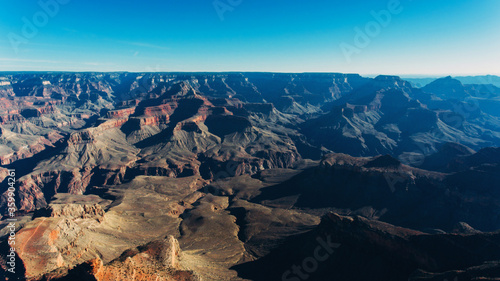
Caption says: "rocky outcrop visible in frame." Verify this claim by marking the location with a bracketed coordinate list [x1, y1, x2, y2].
[137, 115, 170, 127]
[67, 130, 95, 145]
[106, 107, 135, 119]
[67, 118, 128, 145]
[142, 103, 176, 116]
[44, 203, 105, 221]
[40, 236, 200, 281]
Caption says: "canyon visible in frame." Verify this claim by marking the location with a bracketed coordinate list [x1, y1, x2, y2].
[0, 72, 500, 280]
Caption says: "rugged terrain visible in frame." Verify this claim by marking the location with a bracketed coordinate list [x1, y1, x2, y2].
[1, 72, 500, 280]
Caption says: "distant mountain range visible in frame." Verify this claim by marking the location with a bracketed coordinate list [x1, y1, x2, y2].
[404, 75, 500, 88]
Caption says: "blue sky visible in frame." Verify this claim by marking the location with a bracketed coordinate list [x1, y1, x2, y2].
[0, 0, 499, 75]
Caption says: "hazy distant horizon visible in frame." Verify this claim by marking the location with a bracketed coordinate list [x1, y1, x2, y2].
[1, 70, 499, 79]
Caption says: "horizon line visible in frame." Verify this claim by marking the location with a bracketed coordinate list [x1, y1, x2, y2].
[0, 70, 499, 78]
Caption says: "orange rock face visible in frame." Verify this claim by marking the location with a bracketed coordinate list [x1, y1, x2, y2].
[15, 218, 54, 278]
[89, 237, 196, 281]
[143, 103, 176, 116]
[35, 236, 200, 281]
[107, 107, 136, 119]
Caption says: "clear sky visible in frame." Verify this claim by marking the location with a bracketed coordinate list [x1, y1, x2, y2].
[0, 0, 499, 75]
